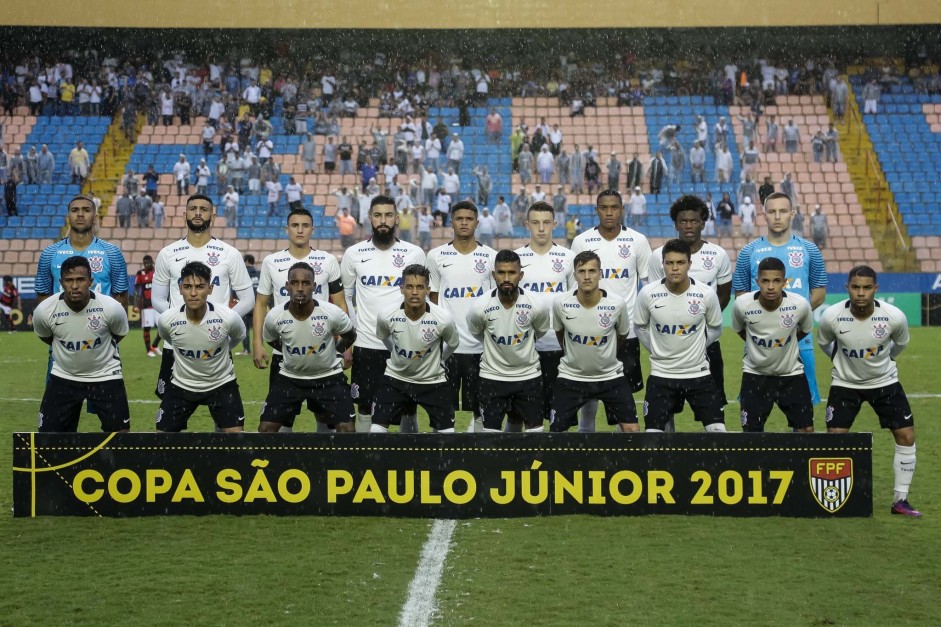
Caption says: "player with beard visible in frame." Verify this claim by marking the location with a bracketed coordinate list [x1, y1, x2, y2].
[467, 249, 551, 432]
[648, 195, 732, 431]
[341, 195, 425, 432]
[151, 194, 254, 400]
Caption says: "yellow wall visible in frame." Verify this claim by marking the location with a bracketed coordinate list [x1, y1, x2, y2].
[2, 0, 938, 28]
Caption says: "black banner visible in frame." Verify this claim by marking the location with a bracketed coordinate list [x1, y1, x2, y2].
[12, 432, 872, 518]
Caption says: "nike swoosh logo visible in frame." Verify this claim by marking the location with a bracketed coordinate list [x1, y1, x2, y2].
[175, 257, 187, 262]
[487, 318, 498, 322]
[839, 330, 851, 334]
[900, 461, 915, 465]
[903, 414, 912, 421]
[442, 264, 453, 268]
[521, 264, 530, 268]
[360, 259, 372, 263]
[123, 418, 130, 424]
[654, 305, 665, 309]
[277, 268, 290, 273]
[54, 321, 67, 326]
[565, 315, 576, 320]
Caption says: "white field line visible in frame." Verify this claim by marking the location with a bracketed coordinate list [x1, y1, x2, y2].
[398, 519, 457, 627]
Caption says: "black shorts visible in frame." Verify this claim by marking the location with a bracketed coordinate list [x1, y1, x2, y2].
[156, 379, 245, 432]
[39, 375, 130, 433]
[643, 375, 724, 431]
[260, 372, 355, 428]
[619, 337, 644, 392]
[446, 352, 482, 415]
[352, 346, 389, 412]
[480, 376, 543, 430]
[373, 376, 454, 431]
[155, 349, 175, 398]
[538, 350, 563, 420]
[826, 383, 914, 431]
[670, 341, 727, 413]
[739, 372, 813, 432]
[549, 376, 637, 432]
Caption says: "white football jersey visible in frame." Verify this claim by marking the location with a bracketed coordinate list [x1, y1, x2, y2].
[648, 241, 732, 289]
[817, 299, 909, 389]
[153, 237, 252, 311]
[635, 279, 722, 379]
[515, 243, 574, 352]
[377, 302, 459, 384]
[427, 242, 498, 354]
[341, 239, 426, 350]
[571, 226, 651, 334]
[263, 300, 352, 380]
[258, 248, 342, 306]
[552, 289, 631, 382]
[33, 291, 128, 382]
[157, 302, 245, 392]
[731, 291, 813, 376]
[467, 288, 551, 381]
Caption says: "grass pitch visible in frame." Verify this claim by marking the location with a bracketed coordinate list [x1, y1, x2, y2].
[0, 328, 938, 625]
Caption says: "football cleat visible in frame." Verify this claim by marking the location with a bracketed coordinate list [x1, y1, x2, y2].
[891, 500, 922, 518]
[147, 350, 158, 358]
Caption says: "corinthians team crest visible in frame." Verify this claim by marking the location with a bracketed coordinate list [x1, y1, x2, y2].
[809, 458, 854, 513]
[598, 311, 612, 329]
[87, 256, 104, 273]
[872, 323, 888, 339]
[618, 244, 631, 259]
[87, 315, 103, 330]
[206, 252, 221, 267]
[422, 326, 437, 342]
[207, 325, 223, 341]
[312, 321, 326, 336]
[700, 256, 715, 271]
[788, 251, 804, 268]
[780, 313, 795, 328]
[516, 309, 530, 326]
[551, 258, 565, 273]
[474, 258, 488, 274]
[688, 299, 702, 315]
[392, 253, 405, 268]
[311, 261, 322, 274]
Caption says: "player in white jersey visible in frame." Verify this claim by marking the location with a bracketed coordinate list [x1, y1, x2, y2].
[427, 200, 498, 428]
[571, 190, 651, 431]
[468, 249, 551, 432]
[634, 239, 726, 432]
[259, 263, 358, 432]
[731, 257, 814, 432]
[818, 265, 922, 517]
[33, 256, 130, 432]
[372, 264, 460, 432]
[155, 262, 246, 433]
[514, 201, 574, 428]
[649, 196, 733, 430]
[549, 251, 639, 433]
[151, 194, 254, 399]
[253, 208, 349, 432]
[341, 195, 426, 432]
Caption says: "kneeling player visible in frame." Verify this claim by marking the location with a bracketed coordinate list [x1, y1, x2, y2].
[634, 239, 726, 432]
[259, 263, 357, 432]
[156, 262, 246, 433]
[731, 257, 814, 432]
[33, 256, 131, 432]
[549, 251, 639, 433]
[372, 264, 460, 433]
[818, 265, 921, 517]
[468, 249, 551, 432]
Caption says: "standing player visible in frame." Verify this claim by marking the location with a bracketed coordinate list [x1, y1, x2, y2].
[467, 249, 551, 432]
[155, 262, 246, 433]
[259, 263, 358, 433]
[549, 251, 639, 433]
[252, 208, 349, 432]
[514, 202, 574, 430]
[427, 200, 498, 430]
[341, 195, 426, 432]
[648, 195, 732, 431]
[151, 194, 254, 399]
[135, 254, 162, 356]
[33, 256, 130, 432]
[0, 275, 20, 331]
[818, 265, 922, 517]
[634, 239, 726, 432]
[731, 257, 815, 432]
[372, 264, 460, 433]
[35, 195, 129, 309]
[571, 190, 651, 431]
[733, 191, 827, 403]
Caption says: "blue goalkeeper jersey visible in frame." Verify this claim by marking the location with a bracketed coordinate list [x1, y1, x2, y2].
[35, 236, 129, 297]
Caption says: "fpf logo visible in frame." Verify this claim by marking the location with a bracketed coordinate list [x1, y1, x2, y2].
[809, 458, 853, 513]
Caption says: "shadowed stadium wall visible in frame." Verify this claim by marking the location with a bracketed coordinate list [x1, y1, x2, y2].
[2, 0, 939, 28]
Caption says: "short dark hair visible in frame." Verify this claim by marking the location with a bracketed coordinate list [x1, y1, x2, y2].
[669, 195, 709, 222]
[451, 200, 479, 217]
[596, 189, 623, 206]
[60, 256, 91, 277]
[243, 254, 255, 265]
[402, 263, 430, 284]
[180, 261, 212, 283]
[2, 275, 13, 283]
[757, 257, 786, 275]
[369, 194, 396, 211]
[526, 201, 555, 219]
[186, 193, 215, 208]
[848, 265, 878, 282]
[142, 255, 153, 263]
[67, 194, 96, 210]
[573, 250, 600, 269]
[763, 192, 792, 208]
[288, 262, 315, 279]
[494, 249, 521, 266]
[662, 238, 691, 260]
[288, 208, 313, 224]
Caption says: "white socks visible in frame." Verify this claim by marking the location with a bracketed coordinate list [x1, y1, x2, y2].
[369, 424, 389, 433]
[578, 400, 598, 432]
[704, 423, 727, 433]
[525, 425, 545, 433]
[355, 412, 372, 433]
[280, 425, 295, 433]
[893, 443, 916, 503]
